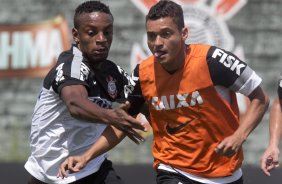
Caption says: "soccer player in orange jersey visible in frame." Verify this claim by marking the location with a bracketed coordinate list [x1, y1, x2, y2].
[125, 1, 269, 183]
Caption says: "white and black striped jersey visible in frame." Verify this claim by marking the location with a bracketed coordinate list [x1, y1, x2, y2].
[25, 45, 130, 183]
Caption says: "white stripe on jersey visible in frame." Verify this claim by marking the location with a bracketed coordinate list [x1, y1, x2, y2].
[238, 71, 262, 96]
[71, 55, 83, 79]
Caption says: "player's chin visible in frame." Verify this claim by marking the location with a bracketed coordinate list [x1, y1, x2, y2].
[92, 54, 108, 62]
[154, 56, 167, 65]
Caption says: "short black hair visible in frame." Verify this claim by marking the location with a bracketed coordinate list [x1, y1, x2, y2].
[146, 0, 184, 30]
[74, 1, 113, 29]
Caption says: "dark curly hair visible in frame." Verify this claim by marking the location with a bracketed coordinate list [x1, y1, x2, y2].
[146, 0, 184, 30]
[74, 1, 113, 29]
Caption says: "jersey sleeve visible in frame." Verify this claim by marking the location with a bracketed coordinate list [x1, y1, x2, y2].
[123, 64, 145, 115]
[206, 46, 262, 96]
[278, 71, 282, 99]
[52, 53, 90, 94]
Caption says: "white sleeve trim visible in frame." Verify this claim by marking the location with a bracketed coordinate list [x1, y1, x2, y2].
[238, 71, 262, 96]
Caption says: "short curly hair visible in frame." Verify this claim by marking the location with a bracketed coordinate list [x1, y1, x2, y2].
[146, 0, 184, 30]
[74, 1, 113, 29]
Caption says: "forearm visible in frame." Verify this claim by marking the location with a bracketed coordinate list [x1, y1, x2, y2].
[235, 88, 269, 140]
[268, 97, 282, 146]
[66, 96, 112, 124]
[83, 125, 126, 163]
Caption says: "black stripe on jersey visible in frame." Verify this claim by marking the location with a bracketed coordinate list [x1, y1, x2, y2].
[126, 64, 145, 116]
[207, 46, 247, 88]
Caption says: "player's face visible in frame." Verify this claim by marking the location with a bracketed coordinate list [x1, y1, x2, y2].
[73, 12, 113, 63]
[146, 17, 188, 72]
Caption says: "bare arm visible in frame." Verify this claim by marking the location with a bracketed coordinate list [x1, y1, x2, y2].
[57, 125, 126, 178]
[61, 85, 144, 128]
[61, 85, 146, 132]
[260, 96, 282, 176]
[216, 86, 269, 156]
[234, 86, 269, 141]
[268, 97, 282, 150]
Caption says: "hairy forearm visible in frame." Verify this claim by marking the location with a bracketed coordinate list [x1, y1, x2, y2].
[67, 96, 112, 124]
[235, 88, 269, 140]
[269, 97, 282, 146]
[61, 85, 146, 134]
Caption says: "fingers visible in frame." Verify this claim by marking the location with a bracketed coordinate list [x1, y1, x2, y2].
[123, 128, 145, 144]
[262, 156, 279, 176]
[264, 157, 274, 176]
[271, 154, 280, 168]
[113, 106, 147, 132]
[57, 159, 70, 179]
[126, 133, 141, 144]
[260, 147, 280, 176]
[119, 101, 131, 111]
[57, 157, 85, 179]
[215, 141, 239, 157]
[126, 115, 147, 131]
[72, 162, 84, 172]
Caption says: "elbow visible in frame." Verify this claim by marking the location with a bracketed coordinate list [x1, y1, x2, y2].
[257, 93, 270, 115]
[262, 93, 270, 113]
[265, 95, 270, 111]
[249, 86, 270, 113]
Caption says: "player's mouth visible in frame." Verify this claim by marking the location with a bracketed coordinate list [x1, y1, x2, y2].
[94, 48, 108, 55]
[154, 50, 167, 59]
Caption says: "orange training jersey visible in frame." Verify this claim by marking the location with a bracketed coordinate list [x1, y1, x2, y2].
[126, 44, 262, 178]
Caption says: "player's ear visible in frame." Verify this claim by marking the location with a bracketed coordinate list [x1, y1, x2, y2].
[72, 28, 79, 44]
[182, 27, 188, 41]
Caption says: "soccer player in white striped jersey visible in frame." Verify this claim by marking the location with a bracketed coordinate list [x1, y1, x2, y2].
[24, 1, 145, 184]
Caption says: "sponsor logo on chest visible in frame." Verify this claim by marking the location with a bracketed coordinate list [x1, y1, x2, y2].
[151, 91, 203, 110]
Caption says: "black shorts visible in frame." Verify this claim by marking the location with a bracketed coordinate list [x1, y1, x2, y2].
[156, 169, 244, 184]
[28, 159, 124, 184]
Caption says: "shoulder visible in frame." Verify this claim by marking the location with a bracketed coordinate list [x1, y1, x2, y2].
[101, 59, 119, 69]
[189, 44, 212, 57]
[139, 55, 155, 69]
[101, 60, 129, 76]
[55, 45, 86, 69]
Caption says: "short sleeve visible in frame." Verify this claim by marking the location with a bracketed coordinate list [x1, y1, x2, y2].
[124, 64, 145, 115]
[52, 53, 90, 94]
[207, 46, 262, 96]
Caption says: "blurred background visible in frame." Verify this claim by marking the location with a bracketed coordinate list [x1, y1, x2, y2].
[0, 0, 281, 183]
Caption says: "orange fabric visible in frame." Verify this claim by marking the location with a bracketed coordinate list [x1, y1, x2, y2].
[139, 44, 243, 178]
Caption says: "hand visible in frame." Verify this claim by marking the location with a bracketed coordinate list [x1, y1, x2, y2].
[260, 145, 280, 176]
[57, 155, 87, 179]
[215, 133, 244, 157]
[108, 102, 147, 144]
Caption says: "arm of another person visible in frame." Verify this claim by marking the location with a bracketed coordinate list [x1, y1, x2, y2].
[61, 84, 146, 134]
[57, 125, 126, 179]
[260, 96, 282, 176]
